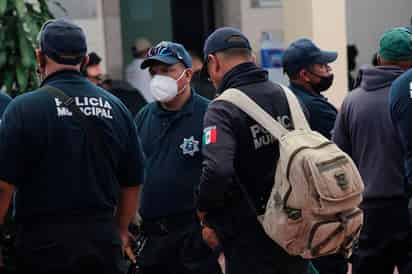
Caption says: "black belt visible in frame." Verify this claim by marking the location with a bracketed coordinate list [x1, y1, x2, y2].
[141, 213, 195, 235]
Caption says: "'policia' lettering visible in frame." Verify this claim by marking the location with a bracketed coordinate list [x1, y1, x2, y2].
[54, 97, 113, 119]
[250, 115, 293, 150]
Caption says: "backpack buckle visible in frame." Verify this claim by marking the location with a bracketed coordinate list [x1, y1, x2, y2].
[335, 172, 348, 190]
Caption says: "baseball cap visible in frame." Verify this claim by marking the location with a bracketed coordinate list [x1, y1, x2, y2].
[38, 18, 87, 65]
[203, 27, 251, 60]
[282, 38, 337, 76]
[140, 41, 192, 69]
[379, 27, 412, 61]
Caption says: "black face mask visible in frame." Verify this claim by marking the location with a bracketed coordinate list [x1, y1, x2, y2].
[308, 71, 334, 93]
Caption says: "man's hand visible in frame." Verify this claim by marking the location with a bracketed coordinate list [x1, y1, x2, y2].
[201, 226, 220, 250]
[120, 229, 136, 264]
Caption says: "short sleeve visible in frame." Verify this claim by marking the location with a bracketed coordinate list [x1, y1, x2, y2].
[117, 111, 145, 187]
[0, 101, 26, 185]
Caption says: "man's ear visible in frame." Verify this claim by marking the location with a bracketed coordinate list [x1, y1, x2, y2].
[80, 56, 90, 75]
[82, 55, 90, 68]
[299, 69, 311, 82]
[251, 52, 257, 65]
[36, 49, 46, 68]
[185, 68, 194, 81]
[208, 54, 220, 74]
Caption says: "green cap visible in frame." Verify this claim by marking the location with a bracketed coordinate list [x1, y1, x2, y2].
[379, 27, 412, 61]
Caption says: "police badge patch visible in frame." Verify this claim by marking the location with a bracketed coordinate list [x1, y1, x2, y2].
[180, 136, 199, 156]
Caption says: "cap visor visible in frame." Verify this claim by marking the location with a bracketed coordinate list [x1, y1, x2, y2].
[140, 56, 179, 69]
[315, 51, 338, 64]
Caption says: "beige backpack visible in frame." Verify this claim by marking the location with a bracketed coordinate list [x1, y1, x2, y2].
[216, 85, 364, 259]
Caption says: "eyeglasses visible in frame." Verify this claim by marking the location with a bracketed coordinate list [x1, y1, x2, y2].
[146, 42, 184, 61]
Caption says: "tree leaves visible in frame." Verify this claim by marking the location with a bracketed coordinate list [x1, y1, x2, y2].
[0, 0, 7, 16]
[15, 0, 26, 18]
[18, 25, 35, 68]
[0, 0, 53, 96]
[15, 63, 28, 91]
[0, 51, 6, 68]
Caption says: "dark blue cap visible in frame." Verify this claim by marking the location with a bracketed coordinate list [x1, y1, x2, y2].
[140, 41, 192, 69]
[282, 38, 337, 76]
[203, 27, 251, 60]
[38, 18, 87, 65]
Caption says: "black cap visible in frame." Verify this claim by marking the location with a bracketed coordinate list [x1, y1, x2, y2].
[38, 18, 87, 65]
[140, 41, 192, 69]
[282, 38, 337, 76]
[203, 27, 251, 60]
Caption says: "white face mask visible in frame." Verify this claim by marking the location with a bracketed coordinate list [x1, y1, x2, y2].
[149, 70, 187, 102]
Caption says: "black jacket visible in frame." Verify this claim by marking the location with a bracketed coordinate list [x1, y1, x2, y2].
[197, 62, 292, 214]
[196, 62, 307, 274]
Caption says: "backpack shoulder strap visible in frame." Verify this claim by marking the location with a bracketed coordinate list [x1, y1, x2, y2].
[214, 88, 289, 139]
[278, 84, 310, 131]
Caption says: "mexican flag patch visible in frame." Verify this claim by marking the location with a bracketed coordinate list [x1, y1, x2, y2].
[203, 126, 217, 145]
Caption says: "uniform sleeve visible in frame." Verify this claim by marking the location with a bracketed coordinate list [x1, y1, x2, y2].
[117, 111, 145, 187]
[0, 101, 25, 185]
[389, 79, 412, 195]
[196, 102, 237, 211]
[307, 99, 337, 139]
[332, 99, 352, 156]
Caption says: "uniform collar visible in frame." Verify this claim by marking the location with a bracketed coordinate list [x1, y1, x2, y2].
[152, 89, 196, 118]
[40, 69, 83, 87]
[289, 82, 325, 99]
[217, 62, 267, 94]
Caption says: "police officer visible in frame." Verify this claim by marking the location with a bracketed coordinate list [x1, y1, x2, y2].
[0, 91, 12, 271]
[134, 41, 220, 274]
[282, 38, 338, 140]
[196, 27, 308, 274]
[0, 19, 144, 274]
[282, 39, 345, 274]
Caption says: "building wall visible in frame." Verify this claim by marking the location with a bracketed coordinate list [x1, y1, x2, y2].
[49, 0, 107, 74]
[120, 0, 173, 67]
[346, 0, 412, 69]
[240, 0, 284, 53]
[214, 0, 242, 29]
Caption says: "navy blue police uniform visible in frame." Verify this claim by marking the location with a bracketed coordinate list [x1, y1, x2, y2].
[391, 68, 412, 196]
[283, 38, 338, 140]
[0, 19, 144, 274]
[288, 84, 337, 139]
[134, 42, 220, 274]
[196, 27, 309, 274]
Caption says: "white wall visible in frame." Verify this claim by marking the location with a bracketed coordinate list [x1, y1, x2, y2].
[240, 0, 284, 53]
[346, 0, 412, 69]
[283, 0, 348, 107]
[49, 0, 107, 73]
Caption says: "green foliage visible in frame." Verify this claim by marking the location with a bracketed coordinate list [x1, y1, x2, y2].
[0, 0, 56, 97]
